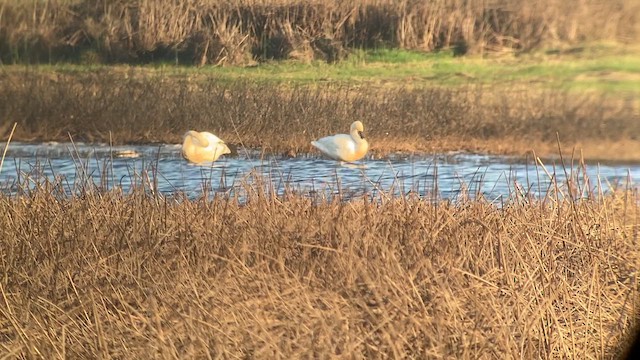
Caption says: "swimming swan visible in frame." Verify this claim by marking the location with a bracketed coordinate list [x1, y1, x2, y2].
[182, 130, 231, 164]
[311, 121, 369, 163]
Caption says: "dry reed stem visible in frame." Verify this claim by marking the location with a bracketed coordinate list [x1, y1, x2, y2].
[0, 122, 17, 176]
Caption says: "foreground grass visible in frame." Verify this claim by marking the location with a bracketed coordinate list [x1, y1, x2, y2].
[0, 175, 638, 357]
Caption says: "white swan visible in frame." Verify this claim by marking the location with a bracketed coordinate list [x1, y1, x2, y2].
[311, 121, 369, 163]
[182, 130, 231, 164]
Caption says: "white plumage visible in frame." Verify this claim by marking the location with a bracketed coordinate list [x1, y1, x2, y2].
[311, 121, 369, 163]
[182, 130, 231, 164]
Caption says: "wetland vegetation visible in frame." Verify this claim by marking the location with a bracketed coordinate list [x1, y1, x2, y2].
[1, 64, 639, 161]
[1, 0, 638, 65]
[0, 166, 638, 358]
[1, 0, 640, 358]
[1, 0, 639, 160]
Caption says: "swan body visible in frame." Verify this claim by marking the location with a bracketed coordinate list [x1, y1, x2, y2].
[182, 130, 231, 164]
[311, 121, 369, 163]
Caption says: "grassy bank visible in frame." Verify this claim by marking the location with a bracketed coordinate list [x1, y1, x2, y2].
[0, 170, 638, 358]
[23, 43, 640, 93]
[1, 54, 639, 161]
[1, 0, 638, 66]
[161, 44, 640, 94]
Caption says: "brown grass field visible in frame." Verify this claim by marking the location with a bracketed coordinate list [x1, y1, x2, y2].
[0, 164, 639, 358]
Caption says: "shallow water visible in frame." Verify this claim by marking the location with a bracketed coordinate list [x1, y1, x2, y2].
[0, 142, 638, 201]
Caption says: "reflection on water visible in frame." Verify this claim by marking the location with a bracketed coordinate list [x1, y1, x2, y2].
[0, 142, 637, 201]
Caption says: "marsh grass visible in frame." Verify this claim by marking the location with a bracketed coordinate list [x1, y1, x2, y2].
[1, 0, 639, 65]
[0, 145, 639, 358]
[1, 68, 639, 159]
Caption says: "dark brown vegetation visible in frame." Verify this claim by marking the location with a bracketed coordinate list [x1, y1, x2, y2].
[1, 68, 639, 159]
[0, 165, 639, 357]
[1, 0, 638, 65]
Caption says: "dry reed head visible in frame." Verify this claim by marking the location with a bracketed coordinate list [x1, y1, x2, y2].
[0, 159, 639, 357]
[1, 0, 639, 64]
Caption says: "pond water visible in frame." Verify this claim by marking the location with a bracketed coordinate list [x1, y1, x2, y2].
[0, 142, 638, 202]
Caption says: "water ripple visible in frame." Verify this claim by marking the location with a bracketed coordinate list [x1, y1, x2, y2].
[0, 142, 637, 201]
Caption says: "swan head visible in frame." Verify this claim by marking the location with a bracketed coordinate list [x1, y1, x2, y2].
[350, 121, 365, 140]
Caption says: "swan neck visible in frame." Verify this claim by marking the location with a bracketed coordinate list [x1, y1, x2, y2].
[351, 129, 366, 144]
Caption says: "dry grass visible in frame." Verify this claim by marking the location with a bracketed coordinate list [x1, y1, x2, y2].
[0, 160, 639, 358]
[0, 0, 638, 65]
[1, 68, 639, 160]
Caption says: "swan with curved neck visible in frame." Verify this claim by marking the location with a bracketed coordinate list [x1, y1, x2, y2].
[311, 121, 369, 163]
[182, 130, 231, 164]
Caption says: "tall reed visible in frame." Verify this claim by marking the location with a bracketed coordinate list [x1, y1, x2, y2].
[1, 0, 638, 64]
